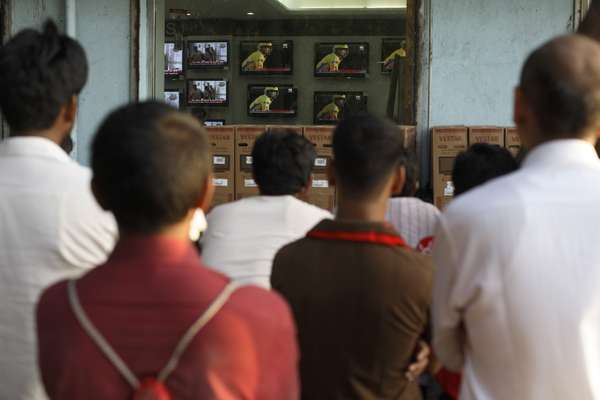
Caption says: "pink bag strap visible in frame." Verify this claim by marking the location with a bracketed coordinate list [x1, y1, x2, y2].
[67, 279, 241, 388]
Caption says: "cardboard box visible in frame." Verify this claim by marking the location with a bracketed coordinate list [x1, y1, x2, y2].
[468, 126, 505, 146]
[235, 125, 266, 200]
[398, 125, 417, 154]
[206, 126, 235, 207]
[504, 127, 522, 158]
[303, 126, 336, 211]
[266, 125, 304, 136]
[431, 126, 468, 209]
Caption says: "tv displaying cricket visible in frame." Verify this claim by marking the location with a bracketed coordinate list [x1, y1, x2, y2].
[247, 85, 298, 117]
[313, 91, 368, 124]
[240, 40, 294, 75]
[314, 42, 369, 78]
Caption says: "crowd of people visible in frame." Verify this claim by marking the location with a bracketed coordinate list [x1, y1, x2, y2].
[1, 3, 600, 399]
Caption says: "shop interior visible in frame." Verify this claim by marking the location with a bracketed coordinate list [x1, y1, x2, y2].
[163, 0, 409, 127]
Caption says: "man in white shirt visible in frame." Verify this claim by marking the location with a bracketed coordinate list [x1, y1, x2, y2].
[202, 129, 331, 288]
[386, 152, 440, 250]
[433, 34, 600, 400]
[0, 20, 117, 399]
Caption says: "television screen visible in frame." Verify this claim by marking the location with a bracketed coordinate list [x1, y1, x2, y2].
[164, 42, 183, 77]
[313, 91, 367, 124]
[315, 42, 369, 78]
[164, 90, 182, 109]
[187, 80, 228, 106]
[381, 38, 407, 72]
[204, 119, 226, 127]
[187, 41, 229, 68]
[240, 40, 293, 75]
[247, 85, 298, 117]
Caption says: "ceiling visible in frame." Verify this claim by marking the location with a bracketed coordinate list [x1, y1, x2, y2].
[167, 0, 406, 20]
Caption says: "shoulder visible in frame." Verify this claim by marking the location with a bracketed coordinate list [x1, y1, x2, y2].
[289, 198, 332, 219]
[207, 199, 247, 221]
[444, 171, 523, 222]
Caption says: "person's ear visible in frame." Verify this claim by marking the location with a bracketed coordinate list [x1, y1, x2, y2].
[514, 87, 536, 148]
[296, 175, 312, 202]
[196, 173, 215, 212]
[91, 177, 109, 211]
[513, 87, 526, 128]
[327, 159, 336, 187]
[65, 96, 78, 125]
[390, 165, 406, 195]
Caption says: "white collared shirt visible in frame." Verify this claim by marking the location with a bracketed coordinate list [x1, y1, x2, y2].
[433, 139, 600, 400]
[201, 195, 332, 288]
[385, 197, 440, 248]
[0, 137, 117, 400]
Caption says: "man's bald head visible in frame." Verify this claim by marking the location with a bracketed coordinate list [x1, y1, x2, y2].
[519, 35, 600, 141]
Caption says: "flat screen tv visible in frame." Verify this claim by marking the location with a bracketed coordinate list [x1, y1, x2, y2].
[314, 42, 369, 78]
[187, 40, 229, 68]
[187, 79, 228, 106]
[164, 42, 184, 78]
[313, 91, 367, 124]
[247, 85, 298, 117]
[381, 38, 407, 73]
[240, 40, 293, 75]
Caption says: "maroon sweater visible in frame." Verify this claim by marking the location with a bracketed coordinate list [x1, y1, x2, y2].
[37, 236, 299, 400]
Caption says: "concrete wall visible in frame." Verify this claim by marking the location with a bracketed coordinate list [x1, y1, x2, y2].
[5, 0, 131, 165]
[428, 0, 574, 127]
[75, 1, 131, 165]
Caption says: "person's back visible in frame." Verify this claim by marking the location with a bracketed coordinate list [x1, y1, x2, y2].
[433, 35, 600, 400]
[36, 102, 298, 399]
[0, 20, 116, 399]
[272, 115, 432, 400]
[202, 129, 331, 288]
[385, 152, 440, 249]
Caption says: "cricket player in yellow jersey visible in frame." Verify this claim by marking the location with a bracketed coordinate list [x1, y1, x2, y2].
[317, 95, 346, 121]
[384, 40, 407, 71]
[249, 87, 279, 112]
[242, 42, 273, 71]
[316, 44, 349, 73]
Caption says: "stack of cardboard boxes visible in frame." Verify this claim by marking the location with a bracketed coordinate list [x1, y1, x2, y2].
[304, 126, 336, 211]
[204, 124, 419, 211]
[431, 126, 521, 209]
[206, 127, 236, 207]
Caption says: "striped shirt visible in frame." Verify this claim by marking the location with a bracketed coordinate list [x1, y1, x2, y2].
[385, 197, 440, 248]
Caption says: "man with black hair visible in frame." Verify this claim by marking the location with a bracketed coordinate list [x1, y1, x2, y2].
[36, 102, 299, 400]
[452, 143, 519, 197]
[271, 115, 432, 400]
[386, 152, 440, 250]
[433, 35, 600, 400]
[0, 20, 116, 399]
[201, 129, 331, 289]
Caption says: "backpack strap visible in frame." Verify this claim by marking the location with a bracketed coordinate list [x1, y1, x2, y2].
[67, 279, 241, 388]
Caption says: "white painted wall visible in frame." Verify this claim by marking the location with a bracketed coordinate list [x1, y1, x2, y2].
[428, 0, 574, 127]
[75, 1, 131, 165]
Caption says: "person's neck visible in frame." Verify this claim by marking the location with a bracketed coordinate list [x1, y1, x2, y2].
[335, 195, 388, 223]
[119, 219, 192, 243]
[12, 128, 66, 146]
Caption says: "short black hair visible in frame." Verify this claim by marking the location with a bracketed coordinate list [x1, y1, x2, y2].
[0, 20, 88, 133]
[398, 151, 419, 197]
[519, 35, 600, 139]
[92, 101, 211, 234]
[333, 114, 404, 199]
[252, 129, 316, 196]
[452, 143, 519, 196]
